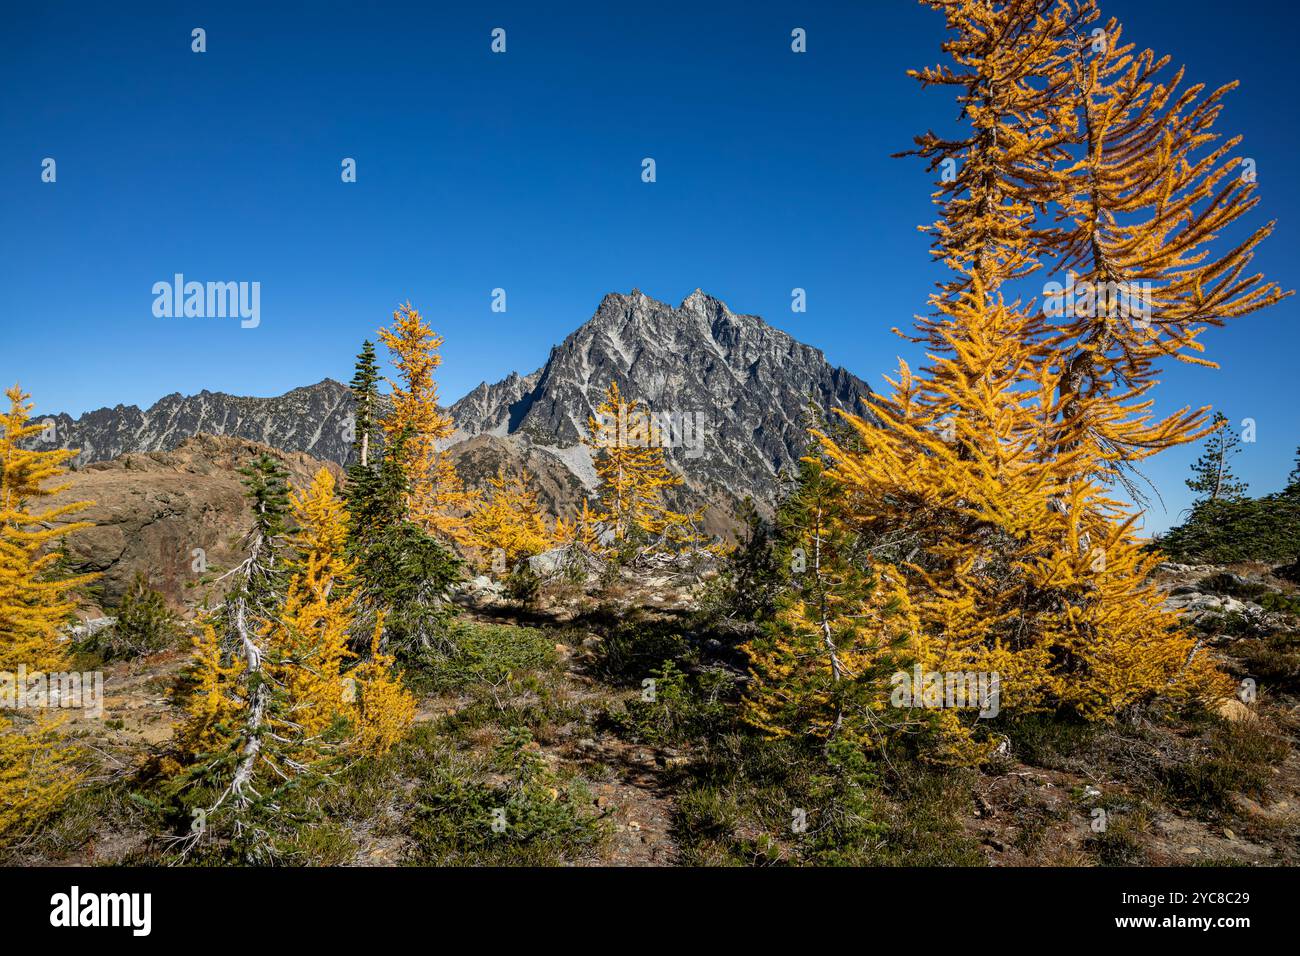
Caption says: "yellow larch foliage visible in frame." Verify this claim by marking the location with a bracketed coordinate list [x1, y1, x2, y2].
[173, 622, 246, 763]
[0, 384, 95, 672]
[905, 0, 1091, 298]
[907, 0, 1289, 476]
[818, 280, 1231, 737]
[777, 0, 1287, 746]
[468, 466, 553, 571]
[1043, 11, 1291, 476]
[169, 466, 414, 793]
[582, 381, 702, 547]
[0, 713, 81, 842]
[348, 612, 416, 757]
[377, 303, 479, 544]
[553, 499, 608, 555]
[742, 462, 925, 752]
[262, 468, 356, 741]
[0, 384, 93, 841]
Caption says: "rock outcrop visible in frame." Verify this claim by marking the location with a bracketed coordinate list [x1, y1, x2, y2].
[46, 434, 340, 612]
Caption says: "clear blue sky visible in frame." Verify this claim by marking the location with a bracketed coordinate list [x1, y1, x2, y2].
[2, 0, 1295, 532]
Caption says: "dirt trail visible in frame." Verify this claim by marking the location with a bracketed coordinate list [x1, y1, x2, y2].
[573, 732, 679, 866]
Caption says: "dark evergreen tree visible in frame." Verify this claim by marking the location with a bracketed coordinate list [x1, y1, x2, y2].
[158, 451, 294, 850]
[348, 339, 382, 468]
[1285, 445, 1300, 496]
[88, 573, 180, 661]
[232, 452, 292, 618]
[347, 426, 461, 657]
[713, 497, 782, 622]
[743, 453, 912, 748]
[345, 340, 384, 523]
[1186, 413, 1248, 504]
[1156, 441, 1300, 566]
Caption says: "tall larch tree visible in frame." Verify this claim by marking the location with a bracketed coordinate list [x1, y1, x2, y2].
[377, 303, 478, 545]
[0, 385, 94, 841]
[582, 381, 701, 548]
[788, 0, 1286, 755]
[903, 0, 1089, 303]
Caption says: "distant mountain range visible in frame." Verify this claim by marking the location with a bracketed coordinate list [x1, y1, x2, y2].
[43, 289, 874, 518]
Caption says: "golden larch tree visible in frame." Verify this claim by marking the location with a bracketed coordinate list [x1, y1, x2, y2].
[771, 0, 1287, 757]
[378, 303, 478, 544]
[172, 622, 246, 764]
[553, 499, 608, 555]
[816, 281, 1229, 744]
[348, 611, 417, 757]
[0, 384, 93, 840]
[582, 381, 701, 548]
[262, 467, 357, 743]
[0, 385, 95, 672]
[468, 465, 553, 571]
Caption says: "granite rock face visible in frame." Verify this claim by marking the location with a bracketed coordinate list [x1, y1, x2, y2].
[46, 435, 341, 611]
[448, 289, 874, 511]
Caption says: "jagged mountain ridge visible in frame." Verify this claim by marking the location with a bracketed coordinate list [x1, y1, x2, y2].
[44, 380, 357, 469]
[43, 289, 873, 511]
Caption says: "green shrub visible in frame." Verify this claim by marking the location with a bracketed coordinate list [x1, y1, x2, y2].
[1085, 808, 1151, 866]
[1162, 718, 1288, 812]
[1000, 712, 1099, 770]
[408, 727, 606, 865]
[1155, 495, 1300, 565]
[1197, 572, 1268, 601]
[1237, 635, 1300, 692]
[504, 562, 541, 609]
[84, 573, 180, 661]
[608, 660, 733, 745]
[586, 611, 693, 686]
[414, 621, 557, 692]
[672, 730, 980, 867]
[1260, 591, 1300, 616]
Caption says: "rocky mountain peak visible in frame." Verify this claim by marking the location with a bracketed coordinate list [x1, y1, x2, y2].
[449, 289, 873, 511]
[41, 291, 872, 518]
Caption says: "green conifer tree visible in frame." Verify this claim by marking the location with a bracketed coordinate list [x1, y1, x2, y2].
[743, 456, 915, 749]
[348, 427, 461, 656]
[349, 339, 382, 469]
[1186, 413, 1248, 504]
